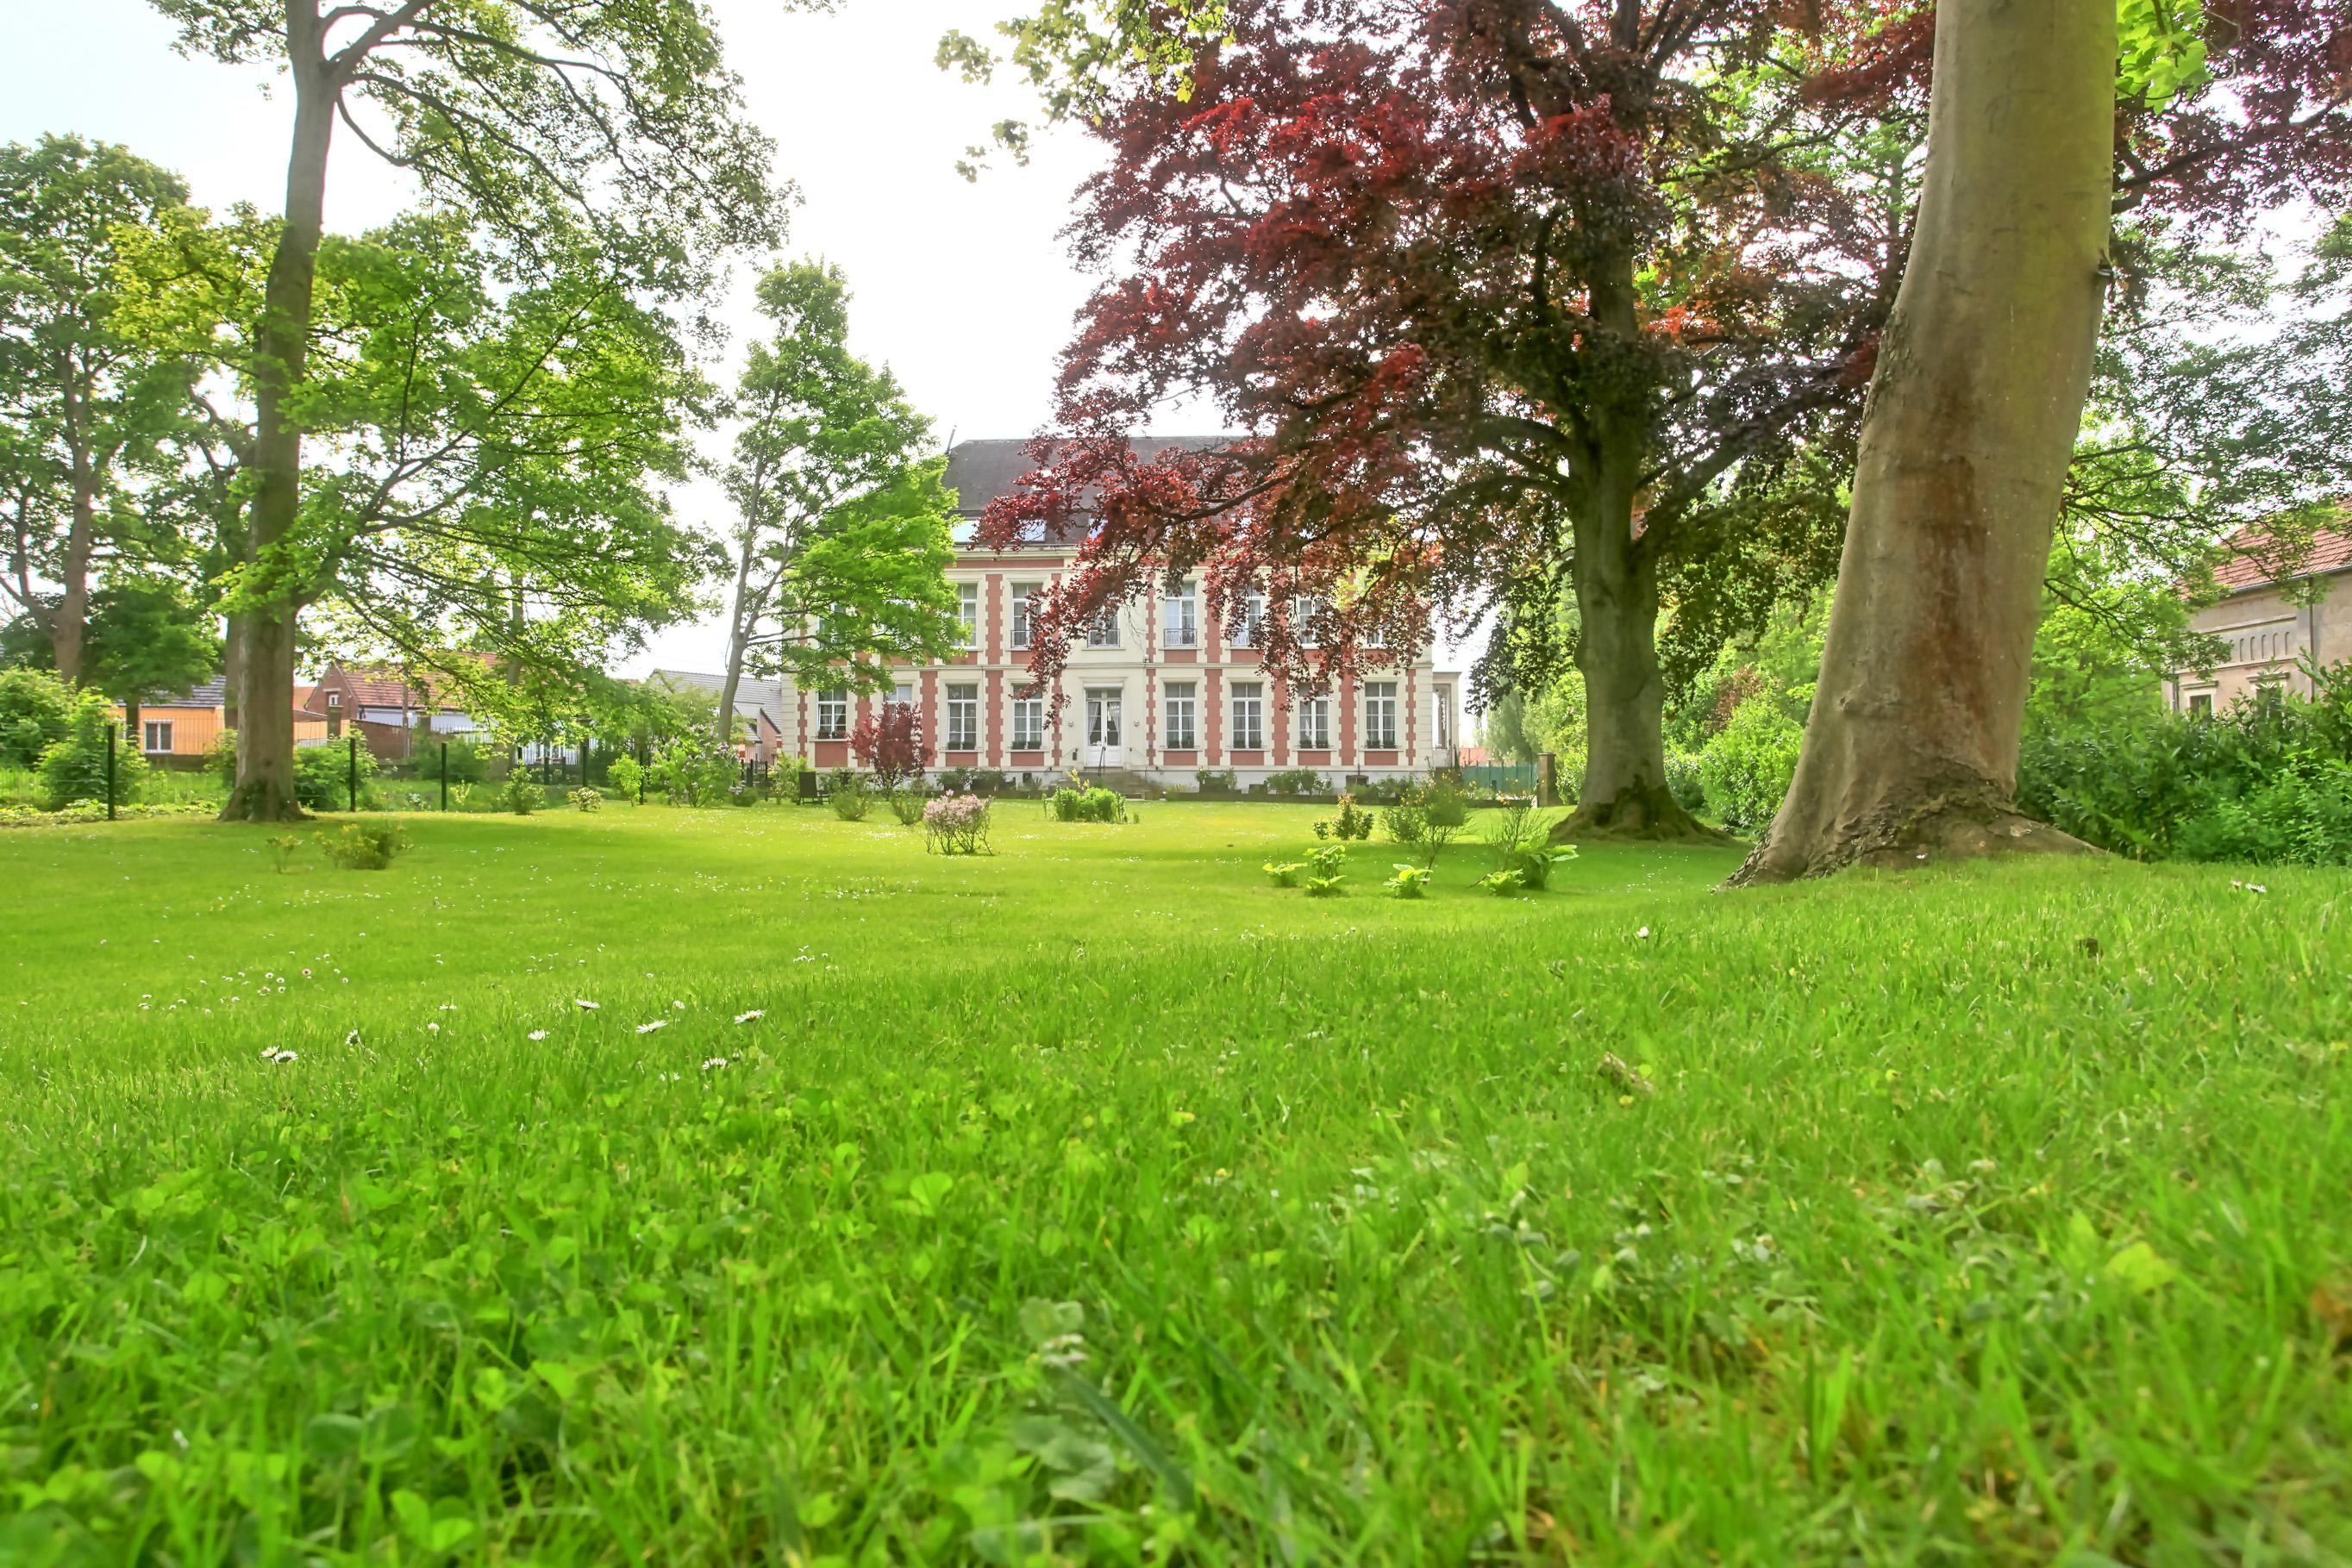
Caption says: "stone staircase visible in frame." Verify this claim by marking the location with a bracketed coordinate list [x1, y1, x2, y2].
[1073, 765, 1162, 799]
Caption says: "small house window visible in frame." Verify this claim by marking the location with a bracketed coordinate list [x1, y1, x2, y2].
[2186, 691, 2214, 717]
[1086, 608, 1121, 648]
[1233, 591, 1266, 648]
[142, 720, 173, 753]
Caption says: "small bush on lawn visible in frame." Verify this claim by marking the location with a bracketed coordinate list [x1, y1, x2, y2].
[829, 772, 873, 821]
[266, 834, 303, 872]
[606, 753, 646, 800]
[320, 821, 409, 870]
[569, 787, 602, 812]
[1477, 866, 1526, 896]
[649, 738, 739, 807]
[1481, 800, 1574, 889]
[499, 775, 541, 815]
[923, 792, 992, 854]
[1383, 790, 1429, 846]
[937, 765, 1011, 795]
[1195, 768, 1237, 793]
[1313, 794, 1374, 840]
[1266, 766, 1324, 797]
[37, 692, 150, 809]
[1052, 786, 1125, 823]
[1304, 873, 1347, 897]
[888, 788, 926, 826]
[292, 740, 376, 811]
[1262, 859, 1305, 887]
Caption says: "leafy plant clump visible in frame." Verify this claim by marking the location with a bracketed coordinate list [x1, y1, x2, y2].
[266, 834, 303, 873]
[1304, 873, 1347, 897]
[1304, 842, 1347, 878]
[888, 789, 927, 827]
[0, 667, 74, 769]
[1314, 794, 1375, 840]
[1386, 863, 1432, 898]
[320, 821, 410, 871]
[1263, 859, 1306, 887]
[1265, 766, 1324, 797]
[1053, 786, 1126, 823]
[569, 787, 602, 812]
[1477, 867, 1527, 896]
[923, 793, 992, 855]
[500, 775, 541, 815]
[829, 772, 873, 821]
[34, 691, 150, 809]
[292, 740, 377, 811]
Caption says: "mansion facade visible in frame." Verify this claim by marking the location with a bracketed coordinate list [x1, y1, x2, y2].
[2167, 526, 2350, 715]
[785, 438, 1463, 788]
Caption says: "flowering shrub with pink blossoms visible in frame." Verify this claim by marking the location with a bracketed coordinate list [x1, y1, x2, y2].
[922, 792, 992, 855]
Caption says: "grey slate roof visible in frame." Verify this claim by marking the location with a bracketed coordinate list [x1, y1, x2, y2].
[943, 436, 1230, 518]
[147, 679, 228, 708]
[652, 669, 788, 729]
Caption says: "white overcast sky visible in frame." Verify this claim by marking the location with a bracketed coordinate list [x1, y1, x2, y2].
[0, 0, 1253, 678]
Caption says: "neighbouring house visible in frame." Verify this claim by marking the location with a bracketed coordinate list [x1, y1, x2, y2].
[311, 662, 493, 760]
[2168, 526, 2351, 715]
[110, 680, 330, 763]
[760, 437, 1464, 789]
[647, 671, 789, 765]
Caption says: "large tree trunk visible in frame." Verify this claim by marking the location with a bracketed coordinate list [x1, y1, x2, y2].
[52, 378, 94, 684]
[222, 4, 332, 823]
[1552, 480, 1716, 843]
[1730, 0, 2114, 884]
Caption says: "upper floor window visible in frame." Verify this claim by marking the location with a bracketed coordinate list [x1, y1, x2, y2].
[1292, 594, 1323, 648]
[1364, 681, 1398, 750]
[1086, 608, 1121, 648]
[2186, 690, 2215, 717]
[945, 683, 979, 750]
[1162, 586, 1198, 648]
[956, 583, 979, 648]
[816, 689, 848, 740]
[1010, 582, 1042, 649]
[1232, 591, 1267, 648]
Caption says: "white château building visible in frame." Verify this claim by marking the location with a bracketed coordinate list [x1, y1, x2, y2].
[779, 438, 1463, 789]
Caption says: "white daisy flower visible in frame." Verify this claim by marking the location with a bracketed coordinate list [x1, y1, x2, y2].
[574, 999, 600, 1010]
[734, 1009, 765, 1024]
[1636, 927, 1652, 940]
[528, 1029, 549, 1041]
[702, 1057, 728, 1071]
[635, 1019, 669, 1034]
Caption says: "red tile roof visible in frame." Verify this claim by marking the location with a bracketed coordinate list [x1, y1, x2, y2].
[324, 658, 489, 712]
[2211, 527, 2352, 592]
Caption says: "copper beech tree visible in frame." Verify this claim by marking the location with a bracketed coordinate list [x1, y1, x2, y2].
[971, 0, 1922, 838]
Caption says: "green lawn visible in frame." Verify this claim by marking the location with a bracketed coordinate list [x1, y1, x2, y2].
[3, 803, 2349, 1565]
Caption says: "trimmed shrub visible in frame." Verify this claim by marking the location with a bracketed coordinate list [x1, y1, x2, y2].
[320, 820, 410, 870]
[1693, 698, 1803, 834]
[293, 740, 378, 811]
[1052, 786, 1125, 823]
[923, 792, 992, 854]
[0, 668, 73, 770]
[1265, 766, 1324, 797]
[499, 774, 541, 815]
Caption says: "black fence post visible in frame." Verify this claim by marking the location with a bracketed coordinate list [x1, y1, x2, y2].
[440, 740, 449, 812]
[347, 734, 359, 812]
[105, 725, 117, 821]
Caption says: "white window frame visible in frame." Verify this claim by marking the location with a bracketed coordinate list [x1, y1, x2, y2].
[1364, 681, 1398, 750]
[816, 689, 848, 741]
[1086, 607, 1121, 649]
[1233, 591, 1267, 648]
[1232, 682, 1264, 751]
[1011, 697, 1045, 751]
[1165, 682, 1197, 750]
[945, 682, 979, 751]
[142, 720, 173, 753]
[1297, 693, 1330, 751]
[1292, 594, 1323, 648]
[1162, 586, 1198, 649]
[1010, 582, 1041, 650]
[956, 582, 979, 648]
[1435, 686, 1453, 750]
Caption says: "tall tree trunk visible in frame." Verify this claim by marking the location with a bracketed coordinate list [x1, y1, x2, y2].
[1731, 0, 2114, 884]
[713, 534, 757, 748]
[52, 374, 94, 684]
[222, 3, 332, 823]
[1551, 449, 1715, 842]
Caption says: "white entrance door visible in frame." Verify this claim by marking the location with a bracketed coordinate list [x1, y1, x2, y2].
[1085, 689, 1124, 766]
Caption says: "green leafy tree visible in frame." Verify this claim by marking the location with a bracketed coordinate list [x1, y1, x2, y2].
[146, 0, 800, 821]
[83, 575, 221, 739]
[35, 688, 149, 809]
[0, 665, 74, 769]
[711, 261, 960, 743]
[0, 135, 203, 683]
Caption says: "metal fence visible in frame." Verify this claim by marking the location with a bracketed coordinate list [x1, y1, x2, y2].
[1455, 761, 1538, 796]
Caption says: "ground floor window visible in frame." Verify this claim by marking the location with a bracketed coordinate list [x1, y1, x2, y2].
[142, 720, 173, 753]
[816, 689, 848, 740]
[2186, 690, 2215, 717]
[1364, 681, 1398, 750]
[1165, 683, 1196, 749]
[1297, 692, 1329, 750]
[946, 683, 979, 750]
[1011, 697, 1045, 751]
[1231, 682, 1264, 751]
